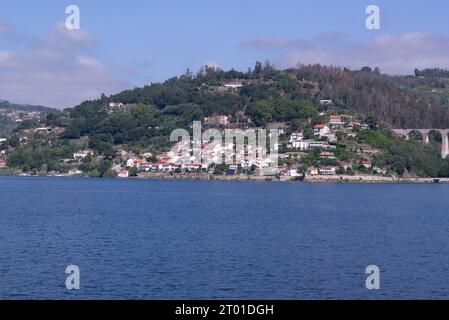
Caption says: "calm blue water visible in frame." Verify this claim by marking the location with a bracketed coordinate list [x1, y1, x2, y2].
[0, 176, 449, 299]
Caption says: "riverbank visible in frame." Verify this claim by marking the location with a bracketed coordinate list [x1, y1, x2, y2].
[2, 170, 448, 184]
[153, 174, 449, 183]
[304, 174, 449, 183]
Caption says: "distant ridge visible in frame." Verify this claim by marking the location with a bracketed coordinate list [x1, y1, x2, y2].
[0, 100, 60, 114]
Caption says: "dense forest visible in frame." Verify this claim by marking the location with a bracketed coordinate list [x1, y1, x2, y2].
[414, 68, 449, 79]
[53, 63, 449, 133]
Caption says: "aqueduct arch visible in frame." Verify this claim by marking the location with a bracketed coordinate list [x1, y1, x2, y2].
[391, 129, 449, 158]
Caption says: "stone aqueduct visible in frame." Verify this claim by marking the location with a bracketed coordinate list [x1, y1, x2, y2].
[391, 129, 449, 159]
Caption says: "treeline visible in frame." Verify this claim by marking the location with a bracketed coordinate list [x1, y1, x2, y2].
[6, 134, 77, 173]
[0, 100, 60, 114]
[357, 128, 449, 177]
[51, 63, 449, 134]
[288, 65, 449, 128]
[414, 68, 449, 78]
[0, 115, 16, 135]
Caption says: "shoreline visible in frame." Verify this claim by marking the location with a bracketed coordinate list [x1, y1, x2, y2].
[1, 171, 448, 184]
[303, 175, 449, 184]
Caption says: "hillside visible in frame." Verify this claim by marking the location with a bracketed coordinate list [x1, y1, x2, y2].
[61, 64, 449, 131]
[0, 100, 60, 135]
[0, 100, 60, 114]
[392, 68, 449, 102]
[2, 63, 449, 178]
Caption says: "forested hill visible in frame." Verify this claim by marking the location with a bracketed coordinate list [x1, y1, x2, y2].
[7, 63, 449, 178]
[0, 100, 59, 114]
[62, 63, 449, 132]
[0, 100, 60, 135]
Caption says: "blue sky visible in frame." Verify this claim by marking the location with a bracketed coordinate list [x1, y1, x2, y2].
[1, 0, 449, 108]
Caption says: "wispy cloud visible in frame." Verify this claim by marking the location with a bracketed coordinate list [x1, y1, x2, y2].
[0, 22, 127, 109]
[0, 20, 17, 41]
[242, 32, 449, 75]
[0, 21, 12, 34]
[241, 37, 312, 50]
[315, 32, 346, 42]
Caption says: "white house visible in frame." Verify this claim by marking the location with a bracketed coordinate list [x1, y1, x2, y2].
[73, 150, 92, 160]
[68, 170, 83, 176]
[34, 127, 53, 133]
[289, 132, 304, 142]
[309, 141, 336, 149]
[319, 99, 333, 105]
[109, 102, 124, 108]
[289, 132, 304, 148]
[240, 158, 255, 168]
[224, 81, 243, 89]
[314, 124, 331, 137]
[294, 140, 311, 151]
[373, 166, 388, 174]
[126, 159, 136, 167]
[187, 162, 206, 170]
[117, 170, 129, 178]
[329, 115, 344, 125]
[307, 167, 319, 176]
[349, 121, 370, 130]
[288, 169, 301, 177]
[319, 167, 337, 175]
[159, 163, 175, 172]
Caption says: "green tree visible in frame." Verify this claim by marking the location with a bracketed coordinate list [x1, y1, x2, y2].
[390, 155, 407, 176]
[250, 100, 274, 126]
[103, 169, 117, 178]
[129, 166, 139, 177]
[97, 160, 112, 176]
[213, 164, 227, 175]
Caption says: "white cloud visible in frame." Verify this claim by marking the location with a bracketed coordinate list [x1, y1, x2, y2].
[315, 32, 346, 42]
[77, 55, 105, 71]
[0, 21, 13, 36]
[0, 51, 12, 64]
[241, 37, 311, 50]
[35, 23, 97, 52]
[243, 33, 449, 75]
[0, 23, 127, 109]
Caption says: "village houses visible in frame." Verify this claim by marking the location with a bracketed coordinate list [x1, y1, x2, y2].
[73, 150, 93, 160]
[314, 124, 331, 137]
